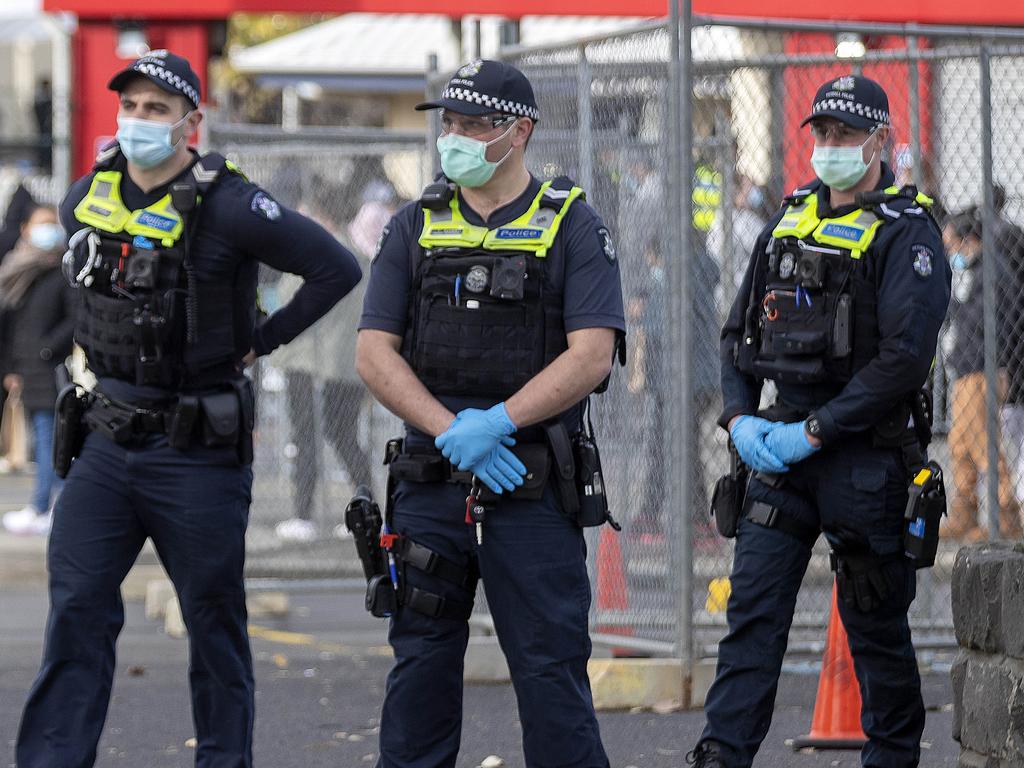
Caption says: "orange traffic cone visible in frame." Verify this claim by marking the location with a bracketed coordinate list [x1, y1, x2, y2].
[791, 584, 866, 750]
[595, 526, 634, 656]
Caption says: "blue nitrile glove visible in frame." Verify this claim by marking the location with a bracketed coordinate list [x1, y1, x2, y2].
[435, 403, 517, 471]
[763, 420, 820, 466]
[469, 444, 528, 494]
[729, 415, 788, 474]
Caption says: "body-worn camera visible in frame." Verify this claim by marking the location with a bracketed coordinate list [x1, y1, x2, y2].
[489, 255, 526, 300]
[794, 250, 825, 289]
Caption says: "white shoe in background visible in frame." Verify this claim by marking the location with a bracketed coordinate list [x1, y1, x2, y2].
[274, 517, 318, 542]
[2, 506, 47, 535]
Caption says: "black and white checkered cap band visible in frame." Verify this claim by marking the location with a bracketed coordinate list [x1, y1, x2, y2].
[812, 98, 889, 124]
[442, 87, 539, 120]
[135, 62, 200, 107]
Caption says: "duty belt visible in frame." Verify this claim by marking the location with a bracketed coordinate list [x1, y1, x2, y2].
[84, 392, 175, 443]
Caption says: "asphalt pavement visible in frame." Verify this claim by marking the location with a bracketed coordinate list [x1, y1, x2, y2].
[0, 470, 961, 768]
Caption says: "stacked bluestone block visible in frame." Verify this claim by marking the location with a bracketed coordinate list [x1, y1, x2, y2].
[951, 542, 1024, 767]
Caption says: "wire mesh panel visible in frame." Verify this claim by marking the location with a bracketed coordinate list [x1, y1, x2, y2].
[504, 21, 1024, 657]
[206, 123, 429, 580]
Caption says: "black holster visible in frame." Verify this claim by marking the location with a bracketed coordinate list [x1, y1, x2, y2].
[344, 485, 397, 618]
[345, 480, 476, 621]
[53, 383, 92, 479]
[710, 440, 748, 538]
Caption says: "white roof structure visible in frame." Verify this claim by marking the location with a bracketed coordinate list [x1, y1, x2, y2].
[0, 0, 43, 16]
[230, 14, 657, 79]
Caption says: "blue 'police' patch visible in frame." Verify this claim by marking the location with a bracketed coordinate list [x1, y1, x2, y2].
[136, 210, 177, 232]
[495, 228, 543, 239]
[819, 223, 864, 242]
[597, 227, 616, 262]
[250, 191, 281, 221]
[911, 244, 933, 279]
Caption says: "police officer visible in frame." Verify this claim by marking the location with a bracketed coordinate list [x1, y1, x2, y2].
[356, 59, 625, 767]
[15, 50, 362, 768]
[688, 75, 950, 768]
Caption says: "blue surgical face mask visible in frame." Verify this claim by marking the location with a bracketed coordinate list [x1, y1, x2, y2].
[116, 111, 191, 169]
[28, 222, 63, 252]
[951, 252, 968, 270]
[810, 129, 878, 191]
[436, 121, 516, 188]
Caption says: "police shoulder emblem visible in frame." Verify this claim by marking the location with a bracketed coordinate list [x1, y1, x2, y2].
[597, 227, 616, 263]
[251, 191, 281, 221]
[911, 244, 933, 278]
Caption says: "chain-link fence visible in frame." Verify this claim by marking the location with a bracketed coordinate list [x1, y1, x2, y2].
[206, 122, 430, 583]
[496, 18, 1024, 661]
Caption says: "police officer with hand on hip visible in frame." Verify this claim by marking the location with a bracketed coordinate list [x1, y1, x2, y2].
[355, 59, 625, 767]
[15, 50, 361, 768]
[689, 75, 950, 768]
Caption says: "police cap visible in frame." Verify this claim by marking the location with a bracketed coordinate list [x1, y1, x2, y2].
[801, 74, 890, 131]
[416, 59, 539, 122]
[108, 50, 201, 109]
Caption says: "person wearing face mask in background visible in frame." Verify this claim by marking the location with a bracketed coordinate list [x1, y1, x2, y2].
[355, 59, 625, 768]
[689, 75, 950, 768]
[0, 204, 75, 534]
[940, 208, 1021, 541]
[13, 51, 362, 768]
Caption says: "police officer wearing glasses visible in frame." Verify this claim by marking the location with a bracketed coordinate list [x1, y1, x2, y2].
[15, 51, 361, 768]
[356, 59, 625, 767]
[688, 75, 950, 767]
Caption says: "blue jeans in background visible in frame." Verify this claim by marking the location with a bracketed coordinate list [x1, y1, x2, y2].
[30, 410, 62, 513]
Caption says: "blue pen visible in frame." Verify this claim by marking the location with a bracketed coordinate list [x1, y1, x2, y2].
[454, 274, 462, 307]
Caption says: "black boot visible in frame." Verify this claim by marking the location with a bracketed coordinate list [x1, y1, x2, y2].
[685, 740, 727, 767]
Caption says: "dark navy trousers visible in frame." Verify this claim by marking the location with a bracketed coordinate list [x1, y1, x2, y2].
[16, 431, 255, 768]
[700, 441, 925, 768]
[377, 478, 609, 768]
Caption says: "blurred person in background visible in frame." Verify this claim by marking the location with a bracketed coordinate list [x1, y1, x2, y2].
[0, 170, 37, 471]
[33, 79, 53, 174]
[942, 207, 1022, 540]
[273, 179, 382, 541]
[0, 204, 75, 534]
[993, 186, 1024, 511]
[707, 174, 769, 303]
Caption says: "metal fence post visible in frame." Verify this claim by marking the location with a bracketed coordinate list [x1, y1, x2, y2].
[979, 41, 1001, 539]
[426, 54, 441, 178]
[577, 46, 594, 194]
[906, 33, 923, 190]
[668, 0, 696, 679]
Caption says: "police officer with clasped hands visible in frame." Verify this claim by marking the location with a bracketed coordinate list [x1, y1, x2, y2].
[688, 75, 950, 768]
[15, 51, 361, 768]
[356, 59, 625, 767]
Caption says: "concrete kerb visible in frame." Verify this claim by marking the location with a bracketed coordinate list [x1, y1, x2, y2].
[463, 632, 716, 711]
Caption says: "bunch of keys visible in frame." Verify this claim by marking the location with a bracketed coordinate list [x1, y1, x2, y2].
[465, 477, 486, 545]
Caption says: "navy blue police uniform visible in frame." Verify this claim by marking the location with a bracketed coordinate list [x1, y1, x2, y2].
[15, 52, 361, 768]
[693, 76, 951, 768]
[361, 171, 625, 767]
